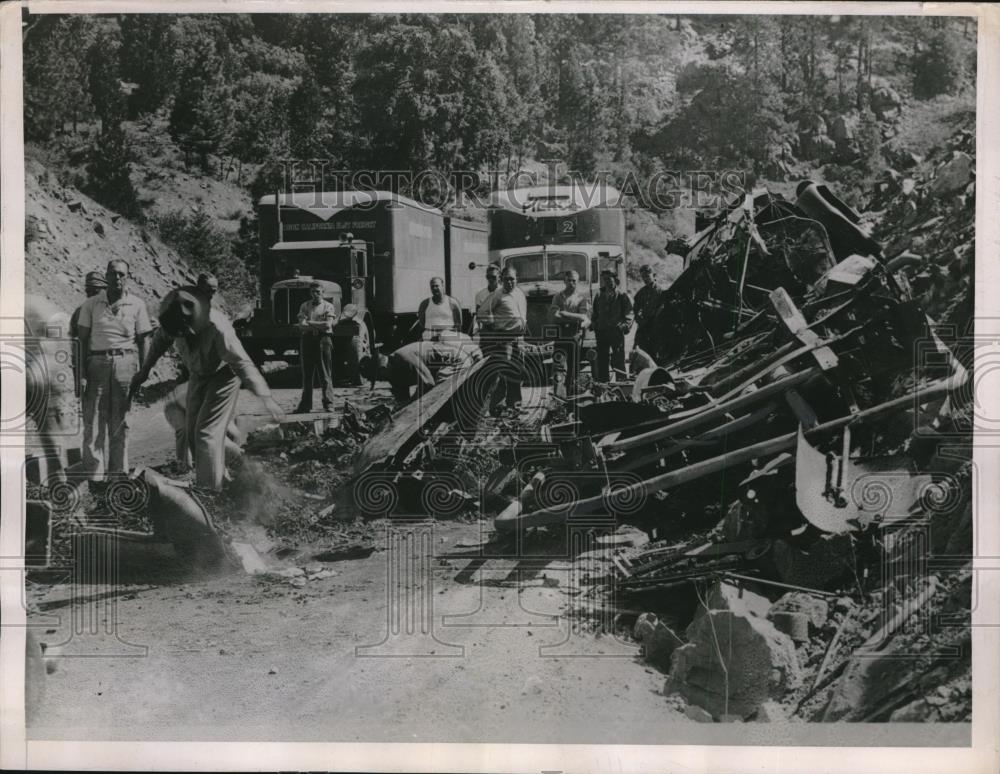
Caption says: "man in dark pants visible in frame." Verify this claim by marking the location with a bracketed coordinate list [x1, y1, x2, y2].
[295, 282, 337, 413]
[633, 264, 662, 358]
[591, 270, 634, 382]
[480, 267, 527, 416]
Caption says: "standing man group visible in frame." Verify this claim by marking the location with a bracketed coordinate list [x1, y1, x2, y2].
[591, 269, 634, 383]
[295, 281, 338, 413]
[479, 266, 527, 416]
[548, 269, 591, 396]
[632, 264, 662, 360]
[76, 260, 152, 497]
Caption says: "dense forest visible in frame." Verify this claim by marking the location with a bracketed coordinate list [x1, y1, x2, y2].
[22, 12, 976, 302]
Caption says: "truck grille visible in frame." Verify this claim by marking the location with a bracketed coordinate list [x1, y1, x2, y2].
[273, 288, 312, 325]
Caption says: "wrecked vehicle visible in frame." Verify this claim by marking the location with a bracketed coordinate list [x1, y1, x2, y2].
[484, 182, 967, 591]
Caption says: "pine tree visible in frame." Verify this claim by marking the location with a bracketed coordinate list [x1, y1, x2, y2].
[119, 15, 176, 117]
[87, 120, 141, 220]
[913, 28, 967, 99]
[87, 38, 125, 130]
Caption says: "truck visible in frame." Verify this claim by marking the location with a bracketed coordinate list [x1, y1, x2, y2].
[237, 190, 487, 375]
[486, 184, 628, 383]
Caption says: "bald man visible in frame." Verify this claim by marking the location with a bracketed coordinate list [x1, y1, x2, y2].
[76, 260, 152, 487]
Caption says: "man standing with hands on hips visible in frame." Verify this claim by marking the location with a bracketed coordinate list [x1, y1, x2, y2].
[76, 259, 152, 500]
[590, 269, 634, 383]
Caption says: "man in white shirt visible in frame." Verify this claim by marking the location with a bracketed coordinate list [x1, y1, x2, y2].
[76, 260, 152, 488]
[295, 281, 338, 413]
[548, 269, 591, 396]
[481, 266, 528, 416]
[474, 264, 500, 332]
[417, 276, 463, 340]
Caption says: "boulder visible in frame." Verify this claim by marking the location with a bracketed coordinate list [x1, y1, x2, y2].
[753, 700, 787, 722]
[684, 704, 714, 723]
[830, 115, 854, 144]
[931, 152, 974, 196]
[705, 581, 771, 619]
[664, 593, 802, 719]
[814, 134, 838, 163]
[768, 592, 830, 630]
[769, 611, 810, 643]
[633, 612, 684, 670]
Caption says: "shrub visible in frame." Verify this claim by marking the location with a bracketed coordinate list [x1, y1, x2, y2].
[86, 121, 143, 220]
[913, 30, 967, 100]
[155, 208, 257, 309]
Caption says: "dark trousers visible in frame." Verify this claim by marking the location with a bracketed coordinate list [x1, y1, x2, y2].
[297, 334, 334, 412]
[388, 354, 435, 404]
[554, 336, 581, 396]
[481, 332, 523, 414]
[595, 330, 626, 383]
[634, 325, 657, 359]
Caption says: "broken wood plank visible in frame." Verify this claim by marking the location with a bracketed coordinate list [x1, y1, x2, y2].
[770, 287, 838, 371]
[352, 357, 488, 475]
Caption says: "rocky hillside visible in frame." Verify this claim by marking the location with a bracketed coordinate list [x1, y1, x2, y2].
[24, 155, 197, 318]
[23, 154, 199, 386]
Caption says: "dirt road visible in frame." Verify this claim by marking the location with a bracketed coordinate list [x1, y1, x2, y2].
[27, 368, 683, 743]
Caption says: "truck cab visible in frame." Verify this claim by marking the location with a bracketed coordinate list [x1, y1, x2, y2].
[237, 235, 372, 367]
[499, 247, 624, 346]
[486, 185, 628, 384]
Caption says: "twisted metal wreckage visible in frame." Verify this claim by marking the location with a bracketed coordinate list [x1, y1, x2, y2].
[350, 180, 970, 595]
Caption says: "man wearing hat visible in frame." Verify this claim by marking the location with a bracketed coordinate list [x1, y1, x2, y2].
[197, 272, 219, 305]
[633, 264, 662, 359]
[295, 281, 338, 412]
[76, 260, 152, 490]
[70, 271, 108, 339]
[130, 286, 282, 491]
[590, 269, 634, 382]
[69, 270, 108, 400]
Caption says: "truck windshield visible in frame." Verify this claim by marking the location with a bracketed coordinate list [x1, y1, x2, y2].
[275, 248, 354, 280]
[507, 252, 587, 283]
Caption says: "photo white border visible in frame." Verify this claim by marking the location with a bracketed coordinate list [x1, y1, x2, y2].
[1, 1, 997, 771]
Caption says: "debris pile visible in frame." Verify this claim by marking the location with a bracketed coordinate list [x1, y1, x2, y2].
[443, 166, 968, 722]
[868, 125, 975, 332]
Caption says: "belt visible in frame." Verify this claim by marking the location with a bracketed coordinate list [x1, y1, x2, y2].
[90, 348, 136, 356]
